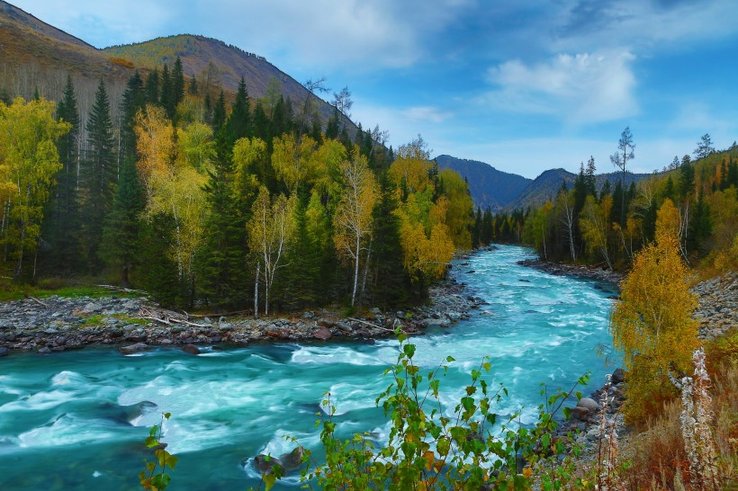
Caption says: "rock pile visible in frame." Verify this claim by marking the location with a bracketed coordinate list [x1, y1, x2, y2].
[517, 258, 623, 285]
[692, 272, 738, 339]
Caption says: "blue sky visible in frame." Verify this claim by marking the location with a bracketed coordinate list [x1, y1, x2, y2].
[14, 0, 738, 178]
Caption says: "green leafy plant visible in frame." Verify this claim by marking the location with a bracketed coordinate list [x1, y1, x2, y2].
[259, 333, 592, 490]
[139, 412, 178, 490]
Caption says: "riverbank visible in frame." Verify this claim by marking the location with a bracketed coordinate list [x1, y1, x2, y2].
[517, 258, 624, 285]
[0, 275, 484, 354]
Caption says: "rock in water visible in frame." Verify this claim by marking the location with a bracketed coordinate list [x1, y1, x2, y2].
[577, 397, 599, 412]
[279, 446, 305, 471]
[611, 368, 625, 384]
[119, 342, 149, 355]
[313, 327, 332, 340]
[181, 344, 200, 355]
[0, 347, 8, 357]
[254, 454, 282, 475]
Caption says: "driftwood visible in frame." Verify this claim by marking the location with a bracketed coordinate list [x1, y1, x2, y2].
[139, 306, 209, 328]
[28, 295, 49, 308]
[96, 284, 149, 295]
[347, 317, 396, 333]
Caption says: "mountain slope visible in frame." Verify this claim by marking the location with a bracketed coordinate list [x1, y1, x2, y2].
[0, 1, 350, 131]
[434, 155, 531, 210]
[505, 168, 653, 210]
[102, 35, 344, 124]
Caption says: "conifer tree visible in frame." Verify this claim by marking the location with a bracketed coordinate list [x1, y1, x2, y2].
[101, 156, 144, 286]
[225, 77, 250, 144]
[196, 132, 248, 307]
[82, 79, 116, 273]
[160, 64, 173, 118]
[172, 56, 185, 109]
[144, 68, 160, 105]
[43, 74, 82, 274]
[281, 192, 321, 309]
[211, 90, 226, 133]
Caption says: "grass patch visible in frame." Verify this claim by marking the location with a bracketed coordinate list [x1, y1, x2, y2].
[0, 277, 143, 302]
[79, 314, 105, 328]
[111, 313, 149, 326]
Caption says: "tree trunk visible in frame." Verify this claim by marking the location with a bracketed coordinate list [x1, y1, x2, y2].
[351, 234, 360, 306]
[254, 262, 260, 319]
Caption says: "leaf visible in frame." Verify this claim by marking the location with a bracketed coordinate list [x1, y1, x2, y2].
[403, 343, 416, 359]
[446, 355, 456, 363]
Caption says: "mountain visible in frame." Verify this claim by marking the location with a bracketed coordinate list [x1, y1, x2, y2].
[433, 153, 653, 211]
[505, 168, 654, 210]
[0, 1, 349, 131]
[434, 155, 531, 210]
[102, 35, 343, 123]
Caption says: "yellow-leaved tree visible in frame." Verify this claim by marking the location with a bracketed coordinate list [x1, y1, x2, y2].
[0, 97, 69, 278]
[247, 186, 296, 316]
[135, 105, 209, 286]
[579, 194, 613, 269]
[333, 152, 377, 306]
[611, 198, 699, 424]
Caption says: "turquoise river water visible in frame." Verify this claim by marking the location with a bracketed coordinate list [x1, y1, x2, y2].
[0, 245, 620, 490]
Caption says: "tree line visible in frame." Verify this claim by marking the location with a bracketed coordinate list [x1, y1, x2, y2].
[520, 128, 738, 271]
[0, 58, 474, 312]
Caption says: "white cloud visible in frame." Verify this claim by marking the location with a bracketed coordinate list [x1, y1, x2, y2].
[401, 106, 451, 123]
[482, 50, 637, 124]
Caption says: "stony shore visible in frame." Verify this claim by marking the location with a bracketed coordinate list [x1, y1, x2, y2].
[0, 276, 485, 355]
[516, 258, 624, 285]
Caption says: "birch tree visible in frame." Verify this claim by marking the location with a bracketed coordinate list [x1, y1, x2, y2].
[247, 186, 296, 316]
[0, 97, 69, 278]
[333, 153, 377, 306]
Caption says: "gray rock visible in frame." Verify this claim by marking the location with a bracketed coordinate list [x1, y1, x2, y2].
[37, 346, 51, 354]
[0, 346, 7, 357]
[577, 397, 599, 412]
[181, 344, 200, 355]
[570, 406, 590, 421]
[119, 342, 149, 355]
[313, 327, 332, 340]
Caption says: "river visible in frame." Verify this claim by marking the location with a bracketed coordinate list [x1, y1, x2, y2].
[0, 245, 620, 490]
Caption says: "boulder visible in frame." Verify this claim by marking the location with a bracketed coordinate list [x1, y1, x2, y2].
[313, 327, 332, 341]
[570, 406, 590, 421]
[611, 368, 625, 384]
[254, 454, 282, 475]
[181, 344, 200, 355]
[577, 397, 599, 412]
[279, 446, 305, 471]
[119, 342, 149, 355]
[0, 346, 8, 357]
[37, 346, 51, 354]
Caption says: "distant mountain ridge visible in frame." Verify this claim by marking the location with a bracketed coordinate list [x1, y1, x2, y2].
[0, 1, 352, 132]
[435, 154, 652, 211]
[434, 155, 531, 211]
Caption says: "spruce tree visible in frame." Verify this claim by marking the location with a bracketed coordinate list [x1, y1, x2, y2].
[101, 156, 144, 286]
[225, 77, 250, 144]
[140, 213, 180, 306]
[172, 56, 185, 108]
[160, 64, 174, 119]
[281, 193, 321, 309]
[144, 68, 160, 105]
[120, 71, 146, 164]
[369, 176, 410, 306]
[43, 74, 82, 275]
[211, 90, 226, 133]
[82, 79, 116, 273]
[196, 132, 248, 308]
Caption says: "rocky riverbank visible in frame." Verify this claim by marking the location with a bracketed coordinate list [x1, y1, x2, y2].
[517, 258, 624, 285]
[0, 277, 484, 354]
[693, 271, 738, 340]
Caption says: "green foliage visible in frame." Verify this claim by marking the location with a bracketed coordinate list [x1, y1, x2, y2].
[139, 412, 178, 491]
[257, 335, 590, 490]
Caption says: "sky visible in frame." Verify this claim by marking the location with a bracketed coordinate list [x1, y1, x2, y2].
[13, 0, 738, 178]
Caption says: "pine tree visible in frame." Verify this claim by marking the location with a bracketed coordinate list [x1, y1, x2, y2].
[82, 79, 117, 273]
[139, 213, 181, 306]
[225, 77, 250, 144]
[42, 74, 82, 275]
[188, 76, 199, 96]
[280, 192, 320, 309]
[160, 64, 174, 119]
[211, 90, 226, 133]
[101, 156, 144, 286]
[144, 68, 160, 105]
[196, 133, 248, 308]
[172, 56, 185, 109]
[120, 71, 146, 165]
[369, 176, 410, 306]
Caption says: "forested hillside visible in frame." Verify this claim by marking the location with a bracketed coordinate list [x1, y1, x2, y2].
[0, 65, 473, 312]
[519, 132, 738, 272]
